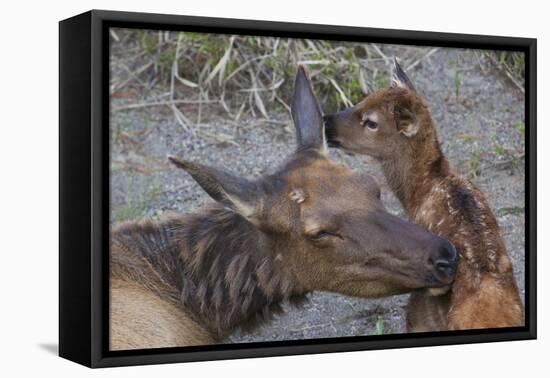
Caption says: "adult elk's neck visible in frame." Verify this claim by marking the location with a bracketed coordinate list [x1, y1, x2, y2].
[379, 113, 450, 216]
[172, 206, 306, 340]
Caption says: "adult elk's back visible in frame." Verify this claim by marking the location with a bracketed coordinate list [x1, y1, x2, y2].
[110, 66, 458, 350]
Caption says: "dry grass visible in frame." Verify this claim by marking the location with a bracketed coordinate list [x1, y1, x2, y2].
[109, 29, 438, 128]
[483, 51, 525, 93]
[110, 29, 525, 131]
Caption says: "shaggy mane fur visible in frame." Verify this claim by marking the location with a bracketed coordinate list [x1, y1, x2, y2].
[111, 205, 306, 341]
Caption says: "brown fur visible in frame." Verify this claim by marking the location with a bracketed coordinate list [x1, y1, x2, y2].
[324, 60, 524, 331]
[110, 213, 303, 349]
[110, 67, 459, 350]
[110, 278, 213, 350]
[110, 152, 455, 349]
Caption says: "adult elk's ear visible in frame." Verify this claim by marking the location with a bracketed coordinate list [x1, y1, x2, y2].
[391, 57, 417, 93]
[168, 156, 261, 219]
[291, 65, 327, 153]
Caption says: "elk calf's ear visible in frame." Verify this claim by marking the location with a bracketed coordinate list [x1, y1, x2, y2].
[291, 65, 327, 153]
[391, 57, 417, 93]
[396, 106, 419, 137]
[168, 156, 260, 219]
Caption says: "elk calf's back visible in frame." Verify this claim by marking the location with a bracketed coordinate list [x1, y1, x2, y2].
[324, 58, 523, 331]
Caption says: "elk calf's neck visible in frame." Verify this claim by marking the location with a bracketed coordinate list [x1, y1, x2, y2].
[110, 66, 459, 350]
[324, 58, 524, 331]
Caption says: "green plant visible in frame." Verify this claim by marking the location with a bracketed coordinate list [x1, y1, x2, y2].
[469, 151, 481, 179]
[498, 51, 525, 81]
[511, 155, 524, 168]
[374, 75, 390, 90]
[516, 121, 525, 136]
[447, 59, 457, 68]
[484, 51, 525, 92]
[113, 176, 162, 222]
[344, 299, 358, 313]
[497, 207, 525, 216]
[374, 317, 385, 335]
[138, 31, 158, 55]
[453, 69, 461, 100]
[458, 134, 478, 143]
[491, 135, 506, 156]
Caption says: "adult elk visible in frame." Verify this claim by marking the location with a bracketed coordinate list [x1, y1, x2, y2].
[110, 66, 458, 350]
[324, 58, 523, 331]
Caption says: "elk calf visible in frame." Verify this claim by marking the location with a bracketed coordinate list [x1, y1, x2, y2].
[110, 66, 458, 350]
[324, 59, 523, 331]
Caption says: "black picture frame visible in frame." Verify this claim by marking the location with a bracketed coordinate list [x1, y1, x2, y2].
[59, 9, 537, 368]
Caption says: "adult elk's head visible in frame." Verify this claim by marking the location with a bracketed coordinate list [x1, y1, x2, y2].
[170, 66, 457, 298]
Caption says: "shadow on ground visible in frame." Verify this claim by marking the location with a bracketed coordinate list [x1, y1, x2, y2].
[38, 343, 58, 356]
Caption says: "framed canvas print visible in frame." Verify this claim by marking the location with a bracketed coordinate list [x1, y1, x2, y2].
[59, 10, 537, 368]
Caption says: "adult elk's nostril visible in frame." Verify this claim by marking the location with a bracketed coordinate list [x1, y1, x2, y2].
[438, 240, 458, 264]
[429, 240, 458, 284]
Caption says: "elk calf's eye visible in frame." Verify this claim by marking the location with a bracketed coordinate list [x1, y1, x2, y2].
[365, 120, 378, 130]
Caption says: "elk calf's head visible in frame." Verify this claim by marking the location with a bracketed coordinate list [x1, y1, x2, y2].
[170, 66, 457, 299]
[324, 58, 436, 160]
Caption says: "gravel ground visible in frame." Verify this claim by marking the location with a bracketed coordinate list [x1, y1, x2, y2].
[110, 47, 525, 342]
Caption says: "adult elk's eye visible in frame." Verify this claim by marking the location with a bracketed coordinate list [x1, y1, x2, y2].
[364, 119, 378, 130]
[308, 230, 339, 242]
